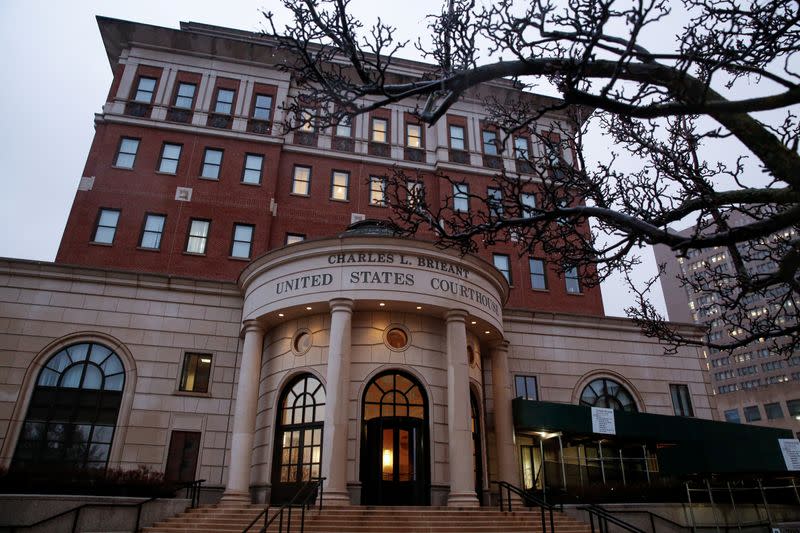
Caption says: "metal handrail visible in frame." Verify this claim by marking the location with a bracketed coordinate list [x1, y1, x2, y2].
[492, 480, 558, 533]
[242, 477, 325, 533]
[2, 478, 205, 533]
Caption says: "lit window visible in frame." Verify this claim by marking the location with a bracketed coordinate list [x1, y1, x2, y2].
[493, 254, 511, 284]
[669, 384, 694, 417]
[406, 124, 422, 148]
[286, 233, 305, 245]
[179, 353, 212, 393]
[252, 94, 273, 121]
[580, 378, 638, 412]
[158, 143, 182, 174]
[370, 176, 386, 206]
[174, 82, 196, 109]
[453, 183, 469, 212]
[133, 76, 156, 103]
[488, 187, 503, 217]
[514, 136, 529, 159]
[242, 154, 264, 185]
[336, 116, 352, 137]
[214, 88, 235, 114]
[764, 402, 784, 420]
[408, 181, 424, 210]
[299, 109, 315, 132]
[201, 148, 223, 180]
[330, 171, 350, 201]
[114, 138, 139, 169]
[93, 209, 120, 244]
[743, 405, 761, 422]
[529, 259, 547, 290]
[231, 224, 254, 258]
[482, 130, 498, 155]
[787, 399, 800, 419]
[565, 267, 581, 294]
[449, 125, 466, 150]
[372, 118, 388, 143]
[140, 214, 165, 249]
[521, 193, 536, 216]
[291, 166, 311, 196]
[724, 409, 740, 423]
[514, 375, 538, 400]
[186, 219, 210, 254]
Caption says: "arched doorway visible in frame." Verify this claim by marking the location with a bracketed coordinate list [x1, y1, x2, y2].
[360, 370, 430, 506]
[12, 342, 125, 470]
[271, 373, 325, 503]
[470, 390, 484, 503]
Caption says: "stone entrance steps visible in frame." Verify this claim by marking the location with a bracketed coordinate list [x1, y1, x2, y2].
[143, 504, 594, 533]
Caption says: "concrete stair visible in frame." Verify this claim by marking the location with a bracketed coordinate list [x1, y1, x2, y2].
[143, 504, 594, 533]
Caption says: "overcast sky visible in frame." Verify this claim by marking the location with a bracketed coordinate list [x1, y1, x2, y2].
[0, 0, 672, 317]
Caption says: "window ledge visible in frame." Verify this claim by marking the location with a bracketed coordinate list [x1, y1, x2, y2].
[228, 256, 251, 262]
[329, 198, 350, 203]
[289, 192, 311, 198]
[240, 181, 262, 187]
[183, 251, 207, 257]
[111, 165, 134, 171]
[531, 288, 550, 293]
[198, 176, 220, 182]
[89, 241, 114, 247]
[566, 291, 584, 296]
[136, 246, 161, 253]
[155, 171, 178, 176]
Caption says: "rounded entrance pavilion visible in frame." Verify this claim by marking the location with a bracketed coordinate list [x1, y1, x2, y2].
[223, 222, 517, 506]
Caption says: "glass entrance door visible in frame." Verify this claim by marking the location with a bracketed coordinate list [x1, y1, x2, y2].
[362, 418, 427, 505]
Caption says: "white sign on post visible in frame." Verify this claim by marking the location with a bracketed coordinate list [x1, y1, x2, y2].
[778, 438, 800, 471]
[591, 407, 616, 435]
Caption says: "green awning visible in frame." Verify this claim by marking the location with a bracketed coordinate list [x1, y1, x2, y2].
[513, 399, 795, 475]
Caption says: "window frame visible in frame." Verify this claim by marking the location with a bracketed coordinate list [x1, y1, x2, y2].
[764, 402, 784, 420]
[449, 124, 466, 151]
[92, 208, 121, 245]
[132, 76, 157, 103]
[406, 123, 423, 148]
[565, 266, 581, 294]
[291, 165, 312, 196]
[482, 130, 499, 156]
[178, 353, 213, 394]
[241, 153, 264, 185]
[493, 254, 512, 285]
[514, 375, 538, 400]
[200, 148, 223, 180]
[669, 384, 694, 417]
[743, 405, 761, 422]
[514, 136, 531, 159]
[114, 137, 140, 169]
[213, 87, 236, 115]
[335, 115, 353, 138]
[138, 213, 166, 250]
[252, 93, 273, 121]
[185, 219, 211, 255]
[157, 143, 182, 174]
[330, 170, 350, 201]
[371, 117, 389, 143]
[724, 409, 741, 423]
[369, 176, 387, 207]
[487, 187, 503, 217]
[529, 258, 548, 290]
[521, 193, 536, 216]
[230, 223, 255, 259]
[453, 183, 469, 212]
[173, 82, 197, 110]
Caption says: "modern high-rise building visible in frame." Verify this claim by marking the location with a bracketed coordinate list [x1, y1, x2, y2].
[0, 17, 795, 510]
[655, 215, 800, 437]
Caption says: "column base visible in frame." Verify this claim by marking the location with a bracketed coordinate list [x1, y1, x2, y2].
[320, 490, 352, 506]
[447, 491, 480, 507]
[219, 491, 251, 505]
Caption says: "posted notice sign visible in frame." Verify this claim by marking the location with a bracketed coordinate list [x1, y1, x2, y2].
[591, 407, 616, 435]
[779, 438, 800, 471]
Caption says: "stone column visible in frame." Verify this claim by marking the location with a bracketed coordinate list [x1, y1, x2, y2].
[321, 298, 354, 505]
[223, 320, 265, 502]
[490, 340, 522, 489]
[445, 309, 479, 507]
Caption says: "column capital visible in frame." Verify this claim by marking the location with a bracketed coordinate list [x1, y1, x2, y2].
[329, 298, 355, 313]
[241, 320, 265, 337]
[489, 339, 510, 353]
[444, 308, 469, 323]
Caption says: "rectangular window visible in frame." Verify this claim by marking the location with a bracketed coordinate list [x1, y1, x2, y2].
[407, 124, 422, 148]
[372, 118, 388, 143]
[298, 109, 315, 132]
[529, 258, 547, 290]
[201, 148, 223, 180]
[743, 405, 761, 422]
[514, 375, 538, 400]
[291, 166, 311, 196]
[453, 183, 469, 212]
[179, 353, 212, 393]
[669, 384, 694, 417]
[93, 209, 120, 244]
[482, 130, 498, 155]
[336, 116, 352, 137]
[724, 409, 741, 423]
[488, 187, 503, 217]
[252, 94, 273, 121]
[765, 402, 784, 420]
[565, 267, 581, 294]
[330, 171, 350, 201]
[408, 180, 424, 211]
[514, 136, 530, 159]
[493, 254, 511, 284]
[133, 76, 157, 103]
[231, 224, 254, 259]
[788, 399, 800, 418]
[186, 219, 210, 254]
[370, 176, 387, 206]
[139, 214, 166, 249]
[242, 154, 264, 185]
[158, 143, 182, 174]
[114, 138, 139, 169]
[214, 88, 235, 114]
[450, 125, 466, 150]
[174, 82, 196, 109]
[286, 233, 306, 245]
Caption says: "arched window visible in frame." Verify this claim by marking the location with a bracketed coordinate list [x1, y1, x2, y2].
[363, 372, 425, 420]
[271, 374, 325, 502]
[579, 378, 638, 412]
[13, 342, 126, 470]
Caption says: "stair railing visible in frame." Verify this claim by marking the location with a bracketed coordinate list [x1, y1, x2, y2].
[492, 480, 558, 533]
[242, 476, 325, 533]
[577, 504, 649, 533]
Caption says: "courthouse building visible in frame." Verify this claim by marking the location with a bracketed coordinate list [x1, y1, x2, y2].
[0, 17, 795, 506]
